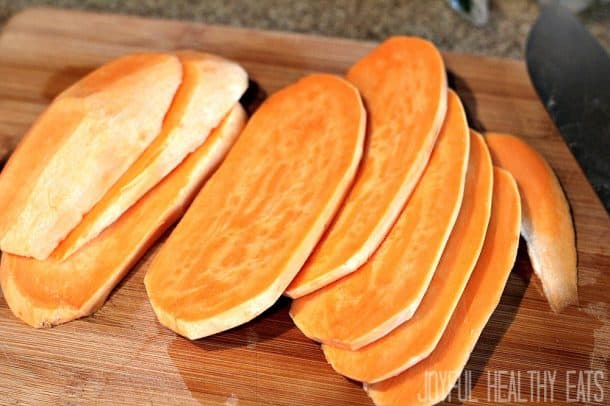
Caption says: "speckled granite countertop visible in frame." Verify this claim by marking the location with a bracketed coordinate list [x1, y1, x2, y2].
[0, 0, 608, 58]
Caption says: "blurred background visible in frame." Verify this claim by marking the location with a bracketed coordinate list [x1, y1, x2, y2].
[0, 0, 607, 58]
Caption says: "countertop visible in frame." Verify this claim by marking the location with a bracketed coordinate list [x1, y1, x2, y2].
[0, 0, 608, 59]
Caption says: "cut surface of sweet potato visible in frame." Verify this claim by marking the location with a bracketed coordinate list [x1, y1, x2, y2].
[285, 36, 447, 299]
[53, 51, 248, 260]
[0, 105, 246, 328]
[290, 90, 469, 351]
[0, 53, 182, 260]
[365, 167, 521, 406]
[144, 74, 366, 340]
[323, 130, 493, 383]
[486, 133, 577, 313]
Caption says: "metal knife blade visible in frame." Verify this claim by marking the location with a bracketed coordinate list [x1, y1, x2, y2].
[526, 3, 610, 212]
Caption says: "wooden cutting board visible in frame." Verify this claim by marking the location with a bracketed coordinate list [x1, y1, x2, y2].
[0, 7, 608, 405]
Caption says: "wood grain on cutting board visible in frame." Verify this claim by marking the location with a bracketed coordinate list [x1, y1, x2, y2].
[0, 7, 608, 405]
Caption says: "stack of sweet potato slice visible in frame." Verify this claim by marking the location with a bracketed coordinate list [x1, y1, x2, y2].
[0, 51, 249, 327]
[0, 36, 577, 405]
[282, 38, 577, 405]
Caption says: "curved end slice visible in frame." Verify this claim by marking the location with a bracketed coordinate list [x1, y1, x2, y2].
[486, 133, 577, 313]
[53, 52, 248, 261]
[285, 36, 447, 299]
[144, 74, 366, 340]
[365, 167, 521, 406]
[0, 104, 246, 328]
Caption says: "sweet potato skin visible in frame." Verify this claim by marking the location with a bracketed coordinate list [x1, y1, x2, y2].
[486, 133, 577, 312]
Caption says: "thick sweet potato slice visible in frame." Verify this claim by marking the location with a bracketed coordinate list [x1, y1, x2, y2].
[285, 36, 447, 298]
[323, 130, 493, 383]
[0, 53, 182, 259]
[365, 167, 521, 406]
[53, 52, 248, 260]
[485, 133, 577, 313]
[144, 74, 366, 340]
[290, 90, 469, 350]
[0, 105, 246, 328]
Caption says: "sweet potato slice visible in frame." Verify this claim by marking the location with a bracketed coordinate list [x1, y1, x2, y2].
[0, 53, 182, 259]
[144, 74, 366, 340]
[365, 167, 521, 406]
[285, 36, 447, 298]
[0, 105, 246, 328]
[290, 90, 469, 350]
[485, 133, 577, 313]
[53, 51, 248, 260]
[323, 130, 493, 383]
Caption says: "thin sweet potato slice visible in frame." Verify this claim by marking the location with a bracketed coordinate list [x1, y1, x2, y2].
[485, 133, 577, 313]
[285, 36, 447, 298]
[365, 167, 521, 406]
[0, 53, 183, 259]
[144, 74, 366, 340]
[53, 51, 248, 260]
[323, 130, 493, 383]
[290, 90, 469, 350]
[0, 105, 246, 328]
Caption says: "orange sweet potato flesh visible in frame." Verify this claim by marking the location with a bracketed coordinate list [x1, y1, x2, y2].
[323, 130, 493, 383]
[290, 90, 469, 350]
[144, 74, 366, 340]
[0, 105, 246, 328]
[365, 167, 521, 406]
[53, 51, 248, 260]
[485, 133, 577, 313]
[285, 36, 447, 298]
[0, 53, 183, 260]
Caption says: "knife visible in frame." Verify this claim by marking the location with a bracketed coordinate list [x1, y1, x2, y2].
[526, 3, 610, 212]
